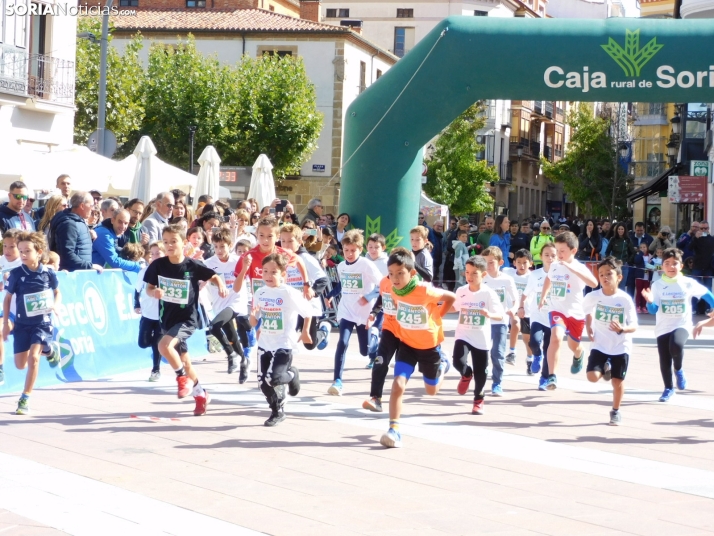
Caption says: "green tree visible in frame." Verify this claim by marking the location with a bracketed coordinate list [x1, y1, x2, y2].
[74, 18, 145, 152]
[423, 102, 499, 215]
[542, 104, 631, 220]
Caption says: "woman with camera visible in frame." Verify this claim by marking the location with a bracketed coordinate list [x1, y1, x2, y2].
[577, 219, 602, 261]
[649, 226, 674, 254]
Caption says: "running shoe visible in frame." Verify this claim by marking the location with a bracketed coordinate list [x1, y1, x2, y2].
[659, 388, 675, 402]
[177, 375, 192, 399]
[526, 359, 534, 376]
[368, 326, 380, 355]
[288, 366, 301, 397]
[505, 351, 516, 366]
[327, 379, 343, 396]
[362, 397, 383, 412]
[15, 397, 28, 415]
[227, 354, 238, 374]
[570, 351, 584, 374]
[538, 376, 549, 391]
[546, 374, 557, 390]
[603, 360, 612, 382]
[472, 399, 485, 415]
[437, 356, 451, 380]
[491, 383, 503, 397]
[675, 369, 687, 390]
[0, 365, 4, 386]
[379, 428, 402, 448]
[44, 341, 60, 368]
[317, 322, 331, 351]
[366, 357, 376, 369]
[609, 410, 621, 426]
[206, 335, 222, 353]
[264, 409, 286, 427]
[457, 374, 473, 395]
[531, 355, 542, 374]
[149, 371, 160, 382]
[239, 358, 249, 385]
[193, 390, 210, 416]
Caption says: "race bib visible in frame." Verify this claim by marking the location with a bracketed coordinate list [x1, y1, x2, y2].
[382, 293, 397, 316]
[340, 272, 364, 294]
[459, 308, 486, 330]
[595, 303, 625, 325]
[286, 266, 303, 290]
[158, 276, 190, 305]
[551, 280, 567, 301]
[252, 278, 266, 296]
[218, 273, 236, 287]
[261, 310, 284, 333]
[495, 287, 506, 303]
[516, 282, 527, 297]
[24, 289, 54, 317]
[396, 302, 428, 330]
[661, 299, 685, 315]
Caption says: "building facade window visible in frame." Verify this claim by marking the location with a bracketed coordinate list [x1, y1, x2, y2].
[120, 0, 138, 6]
[474, 10, 487, 16]
[394, 27, 406, 57]
[397, 8, 413, 18]
[376, 69, 382, 79]
[326, 8, 349, 17]
[186, 0, 206, 7]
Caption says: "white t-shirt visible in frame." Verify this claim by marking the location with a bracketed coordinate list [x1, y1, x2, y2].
[283, 251, 326, 316]
[503, 267, 530, 302]
[204, 254, 248, 316]
[0, 256, 21, 315]
[650, 276, 710, 337]
[483, 273, 518, 326]
[545, 260, 589, 320]
[136, 265, 159, 320]
[583, 289, 637, 355]
[453, 285, 504, 351]
[336, 257, 383, 324]
[254, 284, 314, 351]
[367, 253, 389, 277]
[523, 268, 551, 327]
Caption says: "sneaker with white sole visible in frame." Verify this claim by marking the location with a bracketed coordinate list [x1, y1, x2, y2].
[317, 322, 331, 351]
[327, 380, 343, 396]
[505, 352, 516, 366]
[379, 428, 402, 448]
[362, 397, 383, 412]
[609, 409, 621, 426]
[149, 371, 160, 382]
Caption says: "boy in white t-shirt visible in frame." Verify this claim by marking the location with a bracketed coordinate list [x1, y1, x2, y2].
[584, 257, 638, 425]
[452, 255, 505, 415]
[0, 229, 22, 386]
[482, 246, 518, 396]
[539, 232, 598, 390]
[135, 241, 166, 382]
[251, 253, 314, 426]
[329, 230, 383, 396]
[503, 249, 533, 372]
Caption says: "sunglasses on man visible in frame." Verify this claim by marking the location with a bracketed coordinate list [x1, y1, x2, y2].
[11, 194, 29, 201]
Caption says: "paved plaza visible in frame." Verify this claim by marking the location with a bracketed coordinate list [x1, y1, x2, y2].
[1, 314, 714, 536]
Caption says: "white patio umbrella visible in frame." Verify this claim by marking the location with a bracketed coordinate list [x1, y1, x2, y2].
[247, 154, 276, 210]
[193, 146, 221, 211]
[130, 136, 157, 202]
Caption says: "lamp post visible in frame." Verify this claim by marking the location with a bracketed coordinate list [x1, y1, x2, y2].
[188, 126, 197, 174]
[666, 139, 678, 167]
[97, 0, 114, 157]
[517, 144, 523, 161]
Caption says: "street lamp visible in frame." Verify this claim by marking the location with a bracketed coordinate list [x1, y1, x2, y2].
[517, 144, 523, 161]
[188, 126, 197, 174]
[666, 139, 678, 166]
[618, 143, 629, 158]
[670, 111, 681, 136]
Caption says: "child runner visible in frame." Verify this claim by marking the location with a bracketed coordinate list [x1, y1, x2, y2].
[3, 232, 60, 415]
[143, 224, 229, 416]
[584, 257, 638, 425]
[481, 246, 517, 396]
[362, 247, 412, 413]
[135, 241, 166, 382]
[234, 239, 257, 367]
[538, 232, 599, 390]
[279, 224, 331, 351]
[250, 253, 313, 426]
[453, 229, 469, 288]
[633, 242, 652, 313]
[520, 242, 557, 390]
[452, 255, 504, 415]
[410, 226, 433, 282]
[365, 233, 389, 368]
[641, 248, 714, 402]
[504, 249, 533, 371]
[204, 229, 249, 382]
[380, 250, 455, 448]
[330, 230, 383, 395]
[0, 229, 23, 385]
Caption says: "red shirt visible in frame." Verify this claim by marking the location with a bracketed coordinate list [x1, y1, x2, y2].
[234, 245, 299, 294]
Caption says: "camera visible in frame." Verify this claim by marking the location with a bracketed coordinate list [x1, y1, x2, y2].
[276, 199, 288, 212]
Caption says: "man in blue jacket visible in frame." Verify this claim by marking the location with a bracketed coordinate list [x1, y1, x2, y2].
[50, 192, 104, 272]
[92, 209, 142, 272]
[0, 181, 36, 233]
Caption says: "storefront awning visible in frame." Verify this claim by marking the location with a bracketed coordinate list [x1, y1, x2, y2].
[627, 164, 681, 202]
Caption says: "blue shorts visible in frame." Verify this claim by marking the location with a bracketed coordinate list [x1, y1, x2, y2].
[13, 323, 53, 354]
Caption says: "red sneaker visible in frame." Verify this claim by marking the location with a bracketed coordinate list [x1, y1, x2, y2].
[194, 390, 210, 416]
[177, 375, 192, 399]
[457, 375, 472, 395]
[472, 399, 484, 415]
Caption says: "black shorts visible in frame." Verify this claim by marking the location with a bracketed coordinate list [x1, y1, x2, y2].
[13, 323, 53, 354]
[520, 317, 531, 335]
[162, 321, 196, 355]
[587, 349, 628, 380]
[395, 341, 441, 381]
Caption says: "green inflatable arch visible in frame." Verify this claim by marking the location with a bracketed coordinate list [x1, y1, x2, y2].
[339, 17, 714, 247]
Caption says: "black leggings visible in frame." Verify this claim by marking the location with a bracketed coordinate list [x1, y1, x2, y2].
[370, 329, 400, 399]
[258, 348, 293, 409]
[210, 309, 244, 358]
[452, 339, 489, 401]
[297, 315, 319, 350]
[138, 317, 163, 372]
[235, 314, 252, 348]
[656, 328, 688, 389]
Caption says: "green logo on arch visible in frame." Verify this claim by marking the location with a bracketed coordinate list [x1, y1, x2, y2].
[601, 29, 664, 77]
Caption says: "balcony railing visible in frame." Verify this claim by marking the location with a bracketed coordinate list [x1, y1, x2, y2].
[543, 145, 553, 161]
[509, 138, 531, 157]
[499, 161, 513, 183]
[534, 100, 543, 115]
[544, 101, 554, 119]
[631, 161, 668, 180]
[0, 43, 75, 104]
[477, 101, 497, 120]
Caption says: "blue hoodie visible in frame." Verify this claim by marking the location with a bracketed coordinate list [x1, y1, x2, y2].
[92, 219, 142, 272]
[489, 232, 511, 268]
[0, 203, 35, 233]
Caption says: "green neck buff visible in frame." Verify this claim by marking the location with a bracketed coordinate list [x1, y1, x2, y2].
[662, 274, 680, 284]
[393, 276, 419, 296]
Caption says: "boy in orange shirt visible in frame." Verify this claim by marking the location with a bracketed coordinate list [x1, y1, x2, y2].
[380, 250, 455, 449]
